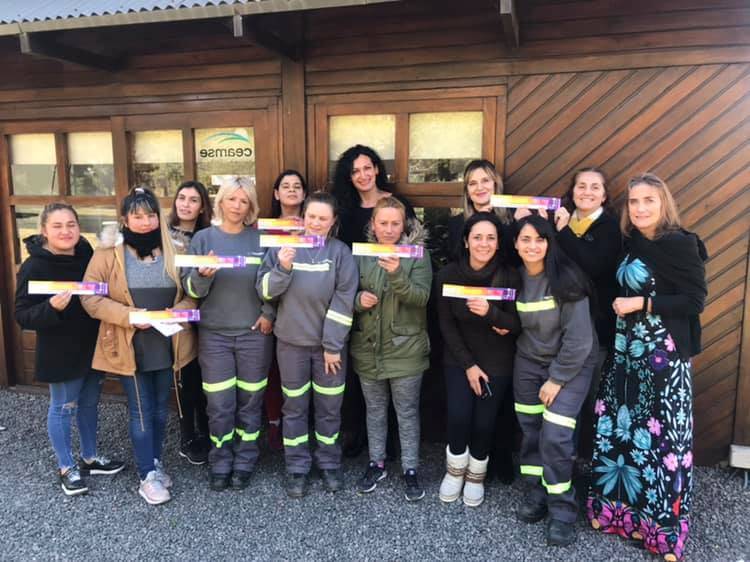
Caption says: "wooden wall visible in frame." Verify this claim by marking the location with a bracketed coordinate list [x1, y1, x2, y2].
[0, 0, 748, 463]
[303, 0, 750, 465]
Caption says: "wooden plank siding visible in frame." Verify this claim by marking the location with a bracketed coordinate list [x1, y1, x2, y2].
[0, 0, 748, 464]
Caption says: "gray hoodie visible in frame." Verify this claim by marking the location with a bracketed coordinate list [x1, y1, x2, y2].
[257, 237, 358, 353]
[516, 268, 594, 385]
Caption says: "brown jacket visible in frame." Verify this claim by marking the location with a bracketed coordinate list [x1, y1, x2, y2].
[81, 235, 197, 376]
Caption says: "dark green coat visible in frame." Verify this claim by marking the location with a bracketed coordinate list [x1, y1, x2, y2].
[350, 221, 432, 380]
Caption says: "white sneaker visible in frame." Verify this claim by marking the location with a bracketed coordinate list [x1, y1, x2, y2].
[139, 471, 171, 505]
[153, 459, 173, 489]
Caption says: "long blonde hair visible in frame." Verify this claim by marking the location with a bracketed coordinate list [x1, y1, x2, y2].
[461, 159, 511, 224]
[213, 176, 260, 226]
[620, 173, 681, 238]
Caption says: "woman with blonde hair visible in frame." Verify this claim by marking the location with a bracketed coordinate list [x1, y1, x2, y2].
[82, 187, 197, 505]
[587, 173, 707, 561]
[183, 176, 275, 491]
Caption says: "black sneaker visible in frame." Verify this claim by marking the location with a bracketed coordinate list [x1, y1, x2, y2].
[79, 455, 125, 476]
[231, 470, 253, 490]
[286, 473, 308, 498]
[358, 461, 387, 494]
[547, 518, 576, 547]
[321, 468, 343, 492]
[403, 469, 425, 502]
[60, 468, 89, 496]
[179, 439, 208, 465]
[209, 472, 231, 491]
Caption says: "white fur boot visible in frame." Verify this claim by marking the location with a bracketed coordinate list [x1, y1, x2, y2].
[439, 446, 469, 503]
[463, 454, 489, 507]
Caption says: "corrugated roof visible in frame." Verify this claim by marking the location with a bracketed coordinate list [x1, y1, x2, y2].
[0, 1, 248, 24]
[0, 0, 400, 34]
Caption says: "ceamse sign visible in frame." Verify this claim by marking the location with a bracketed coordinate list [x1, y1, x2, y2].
[197, 129, 254, 160]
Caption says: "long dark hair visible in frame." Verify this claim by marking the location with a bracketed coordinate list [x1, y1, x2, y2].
[515, 214, 590, 303]
[331, 144, 393, 213]
[169, 180, 212, 231]
[562, 166, 611, 214]
[271, 169, 308, 218]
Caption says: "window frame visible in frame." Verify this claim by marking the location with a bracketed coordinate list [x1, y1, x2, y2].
[309, 85, 507, 208]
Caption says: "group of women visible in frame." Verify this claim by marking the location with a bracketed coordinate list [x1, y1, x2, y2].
[15, 143, 706, 561]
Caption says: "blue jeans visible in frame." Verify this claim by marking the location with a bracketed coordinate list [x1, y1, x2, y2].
[120, 369, 172, 479]
[48, 371, 104, 471]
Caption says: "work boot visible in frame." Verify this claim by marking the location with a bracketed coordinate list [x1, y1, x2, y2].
[547, 518, 576, 547]
[286, 473, 308, 498]
[518, 497, 548, 523]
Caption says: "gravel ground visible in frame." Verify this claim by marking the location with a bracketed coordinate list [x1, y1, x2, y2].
[0, 388, 748, 562]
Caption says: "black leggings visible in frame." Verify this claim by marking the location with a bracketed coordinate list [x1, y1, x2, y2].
[444, 365, 512, 460]
[178, 358, 209, 441]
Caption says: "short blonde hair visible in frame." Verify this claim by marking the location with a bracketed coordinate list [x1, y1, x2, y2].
[620, 173, 681, 237]
[213, 176, 259, 226]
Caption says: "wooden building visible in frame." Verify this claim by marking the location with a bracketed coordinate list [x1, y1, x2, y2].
[0, 0, 748, 466]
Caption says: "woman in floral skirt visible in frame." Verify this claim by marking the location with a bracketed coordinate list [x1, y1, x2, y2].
[587, 173, 707, 561]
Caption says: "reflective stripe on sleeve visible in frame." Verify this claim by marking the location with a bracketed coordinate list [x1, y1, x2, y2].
[326, 309, 352, 327]
[516, 299, 556, 312]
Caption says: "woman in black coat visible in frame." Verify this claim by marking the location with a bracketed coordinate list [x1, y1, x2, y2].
[15, 203, 123, 497]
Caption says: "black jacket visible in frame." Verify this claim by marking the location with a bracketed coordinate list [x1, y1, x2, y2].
[556, 212, 622, 347]
[446, 213, 517, 265]
[14, 236, 100, 383]
[338, 194, 416, 247]
[625, 229, 707, 359]
[437, 255, 521, 377]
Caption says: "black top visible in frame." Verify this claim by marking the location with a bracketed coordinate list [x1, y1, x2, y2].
[556, 211, 622, 347]
[625, 229, 707, 359]
[14, 236, 100, 383]
[338, 194, 416, 247]
[437, 255, 521, 377]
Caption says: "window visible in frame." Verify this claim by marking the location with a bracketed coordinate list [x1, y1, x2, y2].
[408, 112, 482, 182]
[68, 132, 115, 196]
[195, 127, 255, 194]
[12, 205, 117, 262]
[329, 115, 396, 180]
[10, 134, 57, 195]
[132, 130, 184, 197]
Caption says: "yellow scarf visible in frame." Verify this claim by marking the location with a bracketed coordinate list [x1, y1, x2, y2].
[569, 214, 594, 237]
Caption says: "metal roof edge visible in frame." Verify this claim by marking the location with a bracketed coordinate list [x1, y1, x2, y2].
[0, 0, 401, 37]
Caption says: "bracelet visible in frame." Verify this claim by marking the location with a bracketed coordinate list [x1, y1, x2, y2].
[642, 296, 650, 313]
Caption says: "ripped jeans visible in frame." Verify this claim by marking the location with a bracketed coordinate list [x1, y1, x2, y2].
[48, 371, 104, 471]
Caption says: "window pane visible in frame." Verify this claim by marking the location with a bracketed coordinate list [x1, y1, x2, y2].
[13, 205, 116, 263]
[329, 115, 396, 181]
[408, 112, 482, 183]
[195, 127, 255, 195]
[69, 132, 115, 196]
[132, 130, 184, 197]
[10, 134, 57, 195]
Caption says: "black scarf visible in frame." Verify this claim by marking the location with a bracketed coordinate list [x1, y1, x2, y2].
[122, 227, 162, 258]
[628, 228, 708, 299]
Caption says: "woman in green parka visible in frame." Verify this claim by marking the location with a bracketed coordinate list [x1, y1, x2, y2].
[351, 196, 432, 502]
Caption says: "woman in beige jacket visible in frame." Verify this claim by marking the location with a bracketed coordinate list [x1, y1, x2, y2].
[82, 187, 196, 505]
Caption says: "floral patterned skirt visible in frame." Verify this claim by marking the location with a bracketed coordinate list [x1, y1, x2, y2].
[587, 313, 693, 561]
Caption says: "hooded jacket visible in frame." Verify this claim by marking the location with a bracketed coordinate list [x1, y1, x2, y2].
[14, 236, 100, 383]
[80, 225, 197, 376]
[350, 219, 432, 380]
